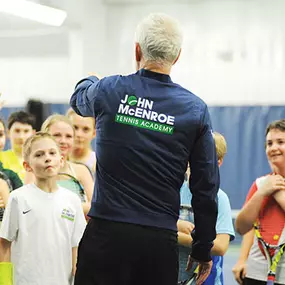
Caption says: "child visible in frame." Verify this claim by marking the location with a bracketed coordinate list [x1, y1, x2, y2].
[41, 114, 94, 216]
[66, 108, 96, 173]
[0, 111, 36, 181]
[234, 119, 285, 285]
[178, 132, 235, 285]
[0, 119, 23, 227]
[0, 132, 86, 285]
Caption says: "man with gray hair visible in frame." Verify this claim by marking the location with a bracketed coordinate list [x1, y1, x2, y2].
[71, 13, 219, 285]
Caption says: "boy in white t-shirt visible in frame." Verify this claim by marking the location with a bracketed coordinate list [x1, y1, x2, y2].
[0, 132, 86, 285]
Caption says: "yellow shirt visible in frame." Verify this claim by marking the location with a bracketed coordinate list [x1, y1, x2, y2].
[0, 150, 25, 182]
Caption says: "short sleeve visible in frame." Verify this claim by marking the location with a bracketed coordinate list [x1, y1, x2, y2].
[245, 182, 258, 204]
[216, 190, 235, 241]
[0, 193, 19, 241]
[71, 198, 86, 248]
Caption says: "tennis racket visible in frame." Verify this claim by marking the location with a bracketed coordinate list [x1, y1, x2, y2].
[254, 221, 285, 284]
[177, 274, 196, 285]
[57, 172, 86, 202]
[177, 266, 198, 285]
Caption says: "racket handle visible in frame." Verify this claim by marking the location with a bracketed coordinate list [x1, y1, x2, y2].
[0, 262, 13, 285]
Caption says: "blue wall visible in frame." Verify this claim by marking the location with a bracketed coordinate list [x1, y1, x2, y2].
[209, 106, 285, 209]
[1, 104, 285, 209]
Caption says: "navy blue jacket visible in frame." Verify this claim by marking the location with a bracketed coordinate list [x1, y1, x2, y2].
[70, 69, 219, 261]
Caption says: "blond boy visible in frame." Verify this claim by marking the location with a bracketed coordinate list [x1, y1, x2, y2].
[0, 132, 86, 285]
[177, 132, 235, 285]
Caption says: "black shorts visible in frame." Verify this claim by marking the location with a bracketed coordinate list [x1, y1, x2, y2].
[74, 218, 178, 285]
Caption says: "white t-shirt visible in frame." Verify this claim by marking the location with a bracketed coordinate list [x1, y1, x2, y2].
[0, 184, 86, 285]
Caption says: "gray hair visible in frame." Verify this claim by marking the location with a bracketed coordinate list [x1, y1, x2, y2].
[135, 13, 183, 67]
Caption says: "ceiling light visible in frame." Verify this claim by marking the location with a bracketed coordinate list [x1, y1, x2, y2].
[0, 0, 67, 27]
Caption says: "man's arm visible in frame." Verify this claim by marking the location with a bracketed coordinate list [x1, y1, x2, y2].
[70, 75, 102, 117]
[177, 230, 229, 257]
[189, 104, 219, 262]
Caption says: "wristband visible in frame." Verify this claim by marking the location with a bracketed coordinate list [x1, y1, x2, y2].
[0, 262, 13, 285]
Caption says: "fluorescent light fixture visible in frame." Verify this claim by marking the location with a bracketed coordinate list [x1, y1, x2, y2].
[0, 0, 67, 27]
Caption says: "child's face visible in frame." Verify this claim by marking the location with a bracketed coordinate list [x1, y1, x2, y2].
[25, 138, 62, 178]
[8, 122, 34, 151]
[0, 122, 6, 151]
[266, 129, 285, 170]
[48, 121, 74, 158]
[69, 114, 95, 149]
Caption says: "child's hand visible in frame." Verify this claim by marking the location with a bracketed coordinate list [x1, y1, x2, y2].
[177, 220, 194, 234]
[258, 175, 285, 196]
[232, 260, 247, 284]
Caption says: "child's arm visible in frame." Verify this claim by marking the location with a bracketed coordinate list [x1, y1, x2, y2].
[0, 239, 13, 285]
[0, 179, 10, 208]
[177, 231, 193, 247]
[273, 190, 285, 211]
[211, 234, 230, 256]
[177, 230, 230, 257]
[177, 220, 194, 246]
[72, 247, 78, 276]
[235, 176, 281, 235]
[0, 238, 11, 262]
[232, 229, 254, 285]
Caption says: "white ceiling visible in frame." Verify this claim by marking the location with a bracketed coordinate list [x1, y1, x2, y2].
[0, 0, 266, 32]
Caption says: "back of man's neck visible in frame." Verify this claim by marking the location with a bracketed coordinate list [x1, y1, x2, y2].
[141, 62, 171, 75]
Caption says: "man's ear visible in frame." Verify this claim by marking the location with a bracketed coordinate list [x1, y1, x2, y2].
[218, 158, 223, 167]
[135, 43, 142, 62]
[173, 49, 181, 65]
[23, 161, 32, 172]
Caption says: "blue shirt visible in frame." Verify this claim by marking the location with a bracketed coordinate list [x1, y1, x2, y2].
[178, 181, 235, 284]
[70, 69, 220, 261]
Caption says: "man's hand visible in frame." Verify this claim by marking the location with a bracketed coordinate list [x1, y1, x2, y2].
[232, 260, 247, 284]
[186, 256, 213, 285]
[177, 220, 194, 234]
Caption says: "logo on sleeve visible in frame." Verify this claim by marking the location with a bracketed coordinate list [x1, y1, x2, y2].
[23, 209, 31, 215]
[115, 94, 175, 135]
[61, 208, 75, 222]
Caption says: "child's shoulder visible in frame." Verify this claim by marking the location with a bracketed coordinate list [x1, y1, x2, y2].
[57, 186, 82, 203]
[255, 174, 270, 188]
[217, 188, 229, 200]
[10, 184, 34, 196]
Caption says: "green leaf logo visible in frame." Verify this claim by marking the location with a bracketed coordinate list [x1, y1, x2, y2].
[127, 95, 137, 106]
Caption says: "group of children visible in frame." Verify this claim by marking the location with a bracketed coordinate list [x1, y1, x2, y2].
[0, 108, 284, 285]
[0, 109, 97, 284]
